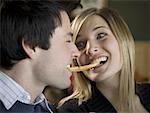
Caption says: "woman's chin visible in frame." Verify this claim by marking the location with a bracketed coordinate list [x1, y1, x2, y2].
[84, 70, 99, 81]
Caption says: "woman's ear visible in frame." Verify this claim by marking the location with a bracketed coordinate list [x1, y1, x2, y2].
[22, 39, 35, 59]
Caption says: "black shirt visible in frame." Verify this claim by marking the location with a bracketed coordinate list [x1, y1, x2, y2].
[58, 83, 150, 113]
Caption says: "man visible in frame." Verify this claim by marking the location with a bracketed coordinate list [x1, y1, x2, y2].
[0, 0, 80, 112]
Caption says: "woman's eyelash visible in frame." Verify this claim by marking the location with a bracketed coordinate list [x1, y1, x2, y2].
[97, 32, 107, 39]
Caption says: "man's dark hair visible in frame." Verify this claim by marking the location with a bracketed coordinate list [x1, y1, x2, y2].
[0, 0, 81, 70]
[55, 0, 82, 17]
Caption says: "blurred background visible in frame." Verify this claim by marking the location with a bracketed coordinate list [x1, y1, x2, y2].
[44, 0, 150, 105]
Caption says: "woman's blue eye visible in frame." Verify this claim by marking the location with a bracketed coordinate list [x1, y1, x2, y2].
[97, 32, 107, 40]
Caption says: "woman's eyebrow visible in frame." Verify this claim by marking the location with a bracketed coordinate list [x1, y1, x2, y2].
[92, 26, 108, 31]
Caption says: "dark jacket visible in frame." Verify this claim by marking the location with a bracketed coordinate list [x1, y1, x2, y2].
[58, 83, 150, 113]
[0, 100, 57, 113]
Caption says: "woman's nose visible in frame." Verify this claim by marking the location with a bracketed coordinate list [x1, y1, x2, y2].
[85, 42, 99, 56]
[89, 47, 98, 54]
[86, 47, 99, 57]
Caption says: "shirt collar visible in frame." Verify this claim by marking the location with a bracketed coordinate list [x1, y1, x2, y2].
[0, 71, 48, 110]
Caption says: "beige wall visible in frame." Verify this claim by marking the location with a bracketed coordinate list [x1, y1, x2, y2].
[135, 41, 150, 82]
[71, 0, 108, 19]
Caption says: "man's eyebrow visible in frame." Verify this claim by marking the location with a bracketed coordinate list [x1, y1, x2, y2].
[92, 26, 108, 31]
[67, 32, 73, 37]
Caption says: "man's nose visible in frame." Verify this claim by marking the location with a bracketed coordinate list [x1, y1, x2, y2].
[72, 45, 81, 59]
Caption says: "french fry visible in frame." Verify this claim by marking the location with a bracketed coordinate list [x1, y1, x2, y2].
[67, 63, 99, 72]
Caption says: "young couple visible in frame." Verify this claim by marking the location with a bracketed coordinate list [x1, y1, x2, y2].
[1, 0, 149, 113]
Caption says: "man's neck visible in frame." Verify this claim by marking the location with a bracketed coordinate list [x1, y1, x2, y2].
[1, 61, 45, 103]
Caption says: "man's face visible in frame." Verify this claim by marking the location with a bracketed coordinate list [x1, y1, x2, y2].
[33, 11, 80, 89]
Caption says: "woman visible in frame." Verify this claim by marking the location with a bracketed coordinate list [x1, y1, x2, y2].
[58, 8, 150, 113]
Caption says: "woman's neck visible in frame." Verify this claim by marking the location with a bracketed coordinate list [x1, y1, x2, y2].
[96, 73, 120, 110]
[96, 73, 119, 92]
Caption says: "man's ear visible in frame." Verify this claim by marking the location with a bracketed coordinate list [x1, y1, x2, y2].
[22, 39, 35, 59]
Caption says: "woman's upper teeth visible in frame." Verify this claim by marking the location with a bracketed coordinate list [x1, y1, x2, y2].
[93, 56, 107, 64]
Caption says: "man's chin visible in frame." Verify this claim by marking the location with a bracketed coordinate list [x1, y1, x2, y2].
[57, 81, 71, 89]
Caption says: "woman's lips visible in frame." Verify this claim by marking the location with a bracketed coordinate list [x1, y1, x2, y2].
[89, 56, 108, 73]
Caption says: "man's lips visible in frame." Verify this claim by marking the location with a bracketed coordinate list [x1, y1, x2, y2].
[70, 74, 74, 81]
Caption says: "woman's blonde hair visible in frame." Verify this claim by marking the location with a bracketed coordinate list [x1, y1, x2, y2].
[59, 7, 135, 112]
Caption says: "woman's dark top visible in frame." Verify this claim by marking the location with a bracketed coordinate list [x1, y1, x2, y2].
[58, 83, 150, 113]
